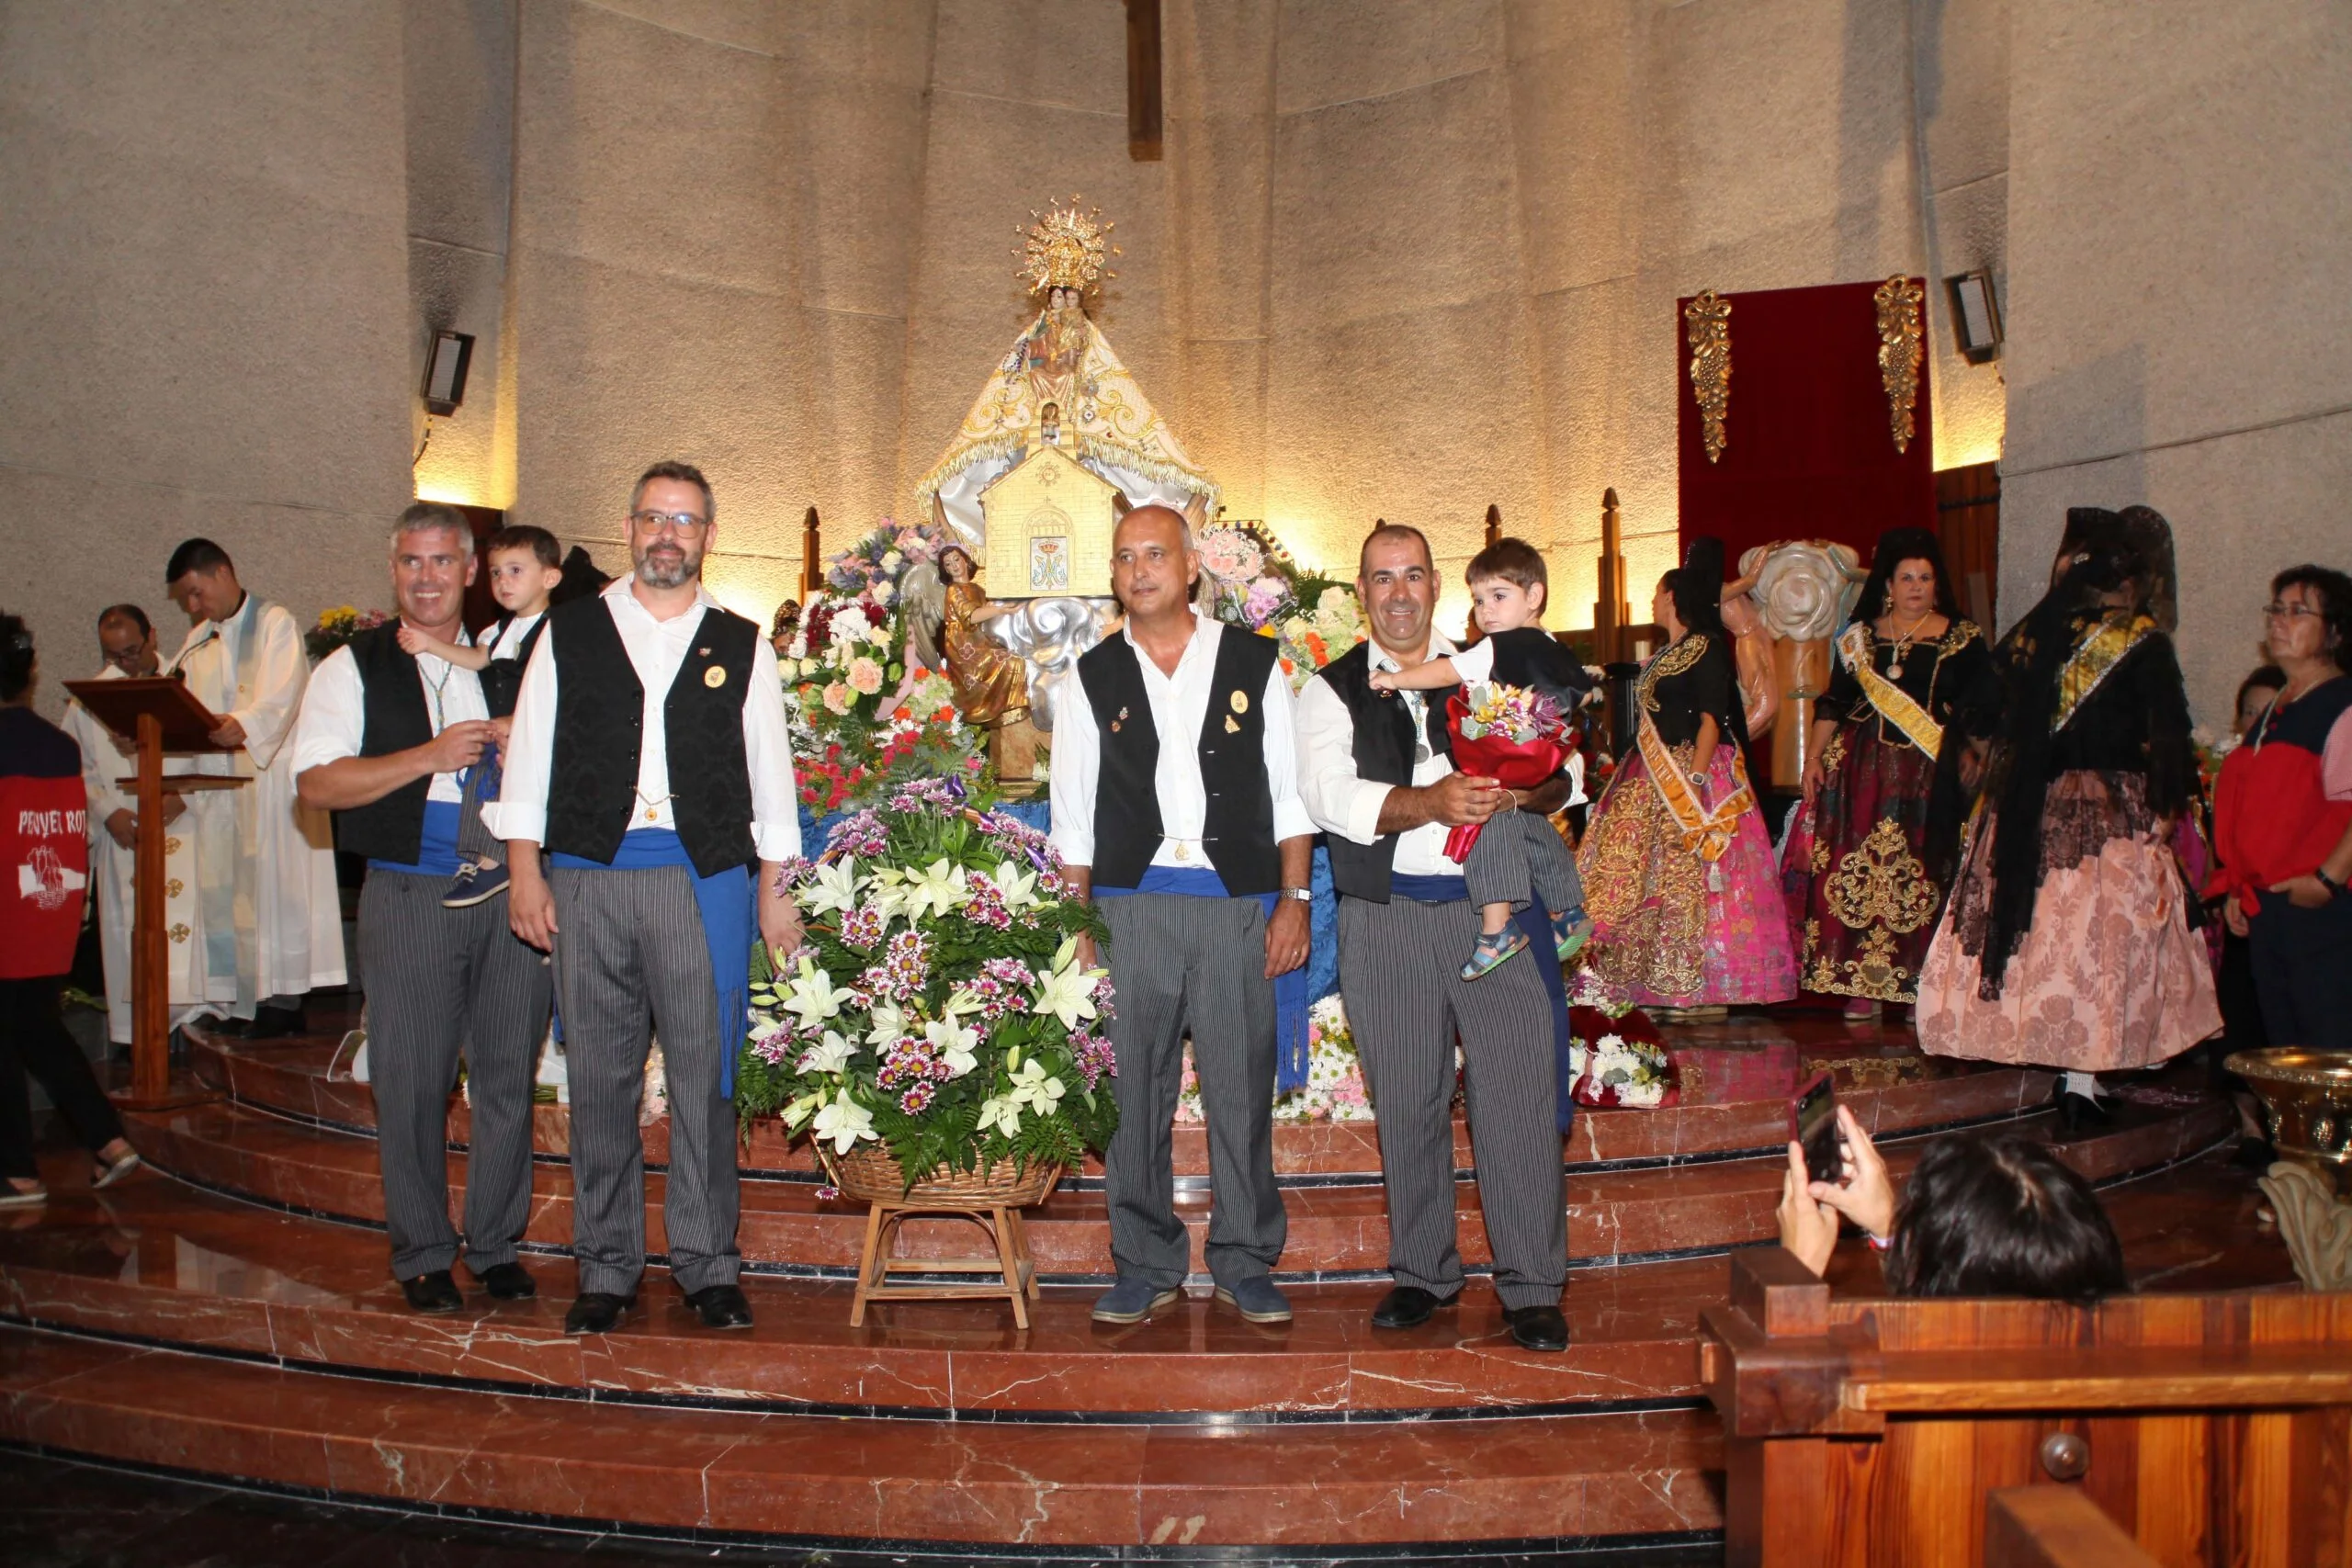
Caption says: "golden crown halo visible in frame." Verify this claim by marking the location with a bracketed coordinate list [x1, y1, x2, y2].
[1015, 197, 1119, 295]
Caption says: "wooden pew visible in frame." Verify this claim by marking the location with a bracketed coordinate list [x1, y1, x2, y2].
[1702, 1248, 2352, 1566]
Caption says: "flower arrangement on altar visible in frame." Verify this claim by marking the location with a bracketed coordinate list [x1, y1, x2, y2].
[1566, 1032, 1676, 1109]
[1177, 994, 1374, 1125]
[1192, 523, 1365, 691]
[825, 518, 950, 606]
[304, 605, 387, 663]
[735, 779, 1120, 1186]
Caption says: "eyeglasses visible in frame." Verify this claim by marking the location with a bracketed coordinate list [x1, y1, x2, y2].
[629, 510, 709, 535]
[2263, 602, 2324, 623]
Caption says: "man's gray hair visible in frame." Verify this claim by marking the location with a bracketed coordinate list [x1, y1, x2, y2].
[390, 501, 471, 554]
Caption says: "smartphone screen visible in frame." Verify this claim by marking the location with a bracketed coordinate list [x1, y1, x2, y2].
[1792, 1073, 1841, 1185]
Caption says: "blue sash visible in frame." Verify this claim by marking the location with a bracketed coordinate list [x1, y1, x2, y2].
[551, 829, 753, 1098]
[367, 800, 465, 878]
[1095, 865, 1313, 1090]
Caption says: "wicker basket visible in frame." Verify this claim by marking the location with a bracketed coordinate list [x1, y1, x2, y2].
[821, 1143, 1062, 1208]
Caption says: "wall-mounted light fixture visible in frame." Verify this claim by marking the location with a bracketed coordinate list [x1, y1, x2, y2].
[423, 329, 476, 415]
[1945, 271, 2003, 365]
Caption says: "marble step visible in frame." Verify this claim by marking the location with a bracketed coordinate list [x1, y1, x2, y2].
[192, 1030, 2063, 1181]
[0, 1325, 1725, 1549]
[0, 1162, 1716, 1416]
[119, 1089, 2233, 1280]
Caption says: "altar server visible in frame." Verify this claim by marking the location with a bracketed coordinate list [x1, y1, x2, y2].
[163, 540, 346, 1035]
[496, 461, 802, 1336]
[1297, 524, 1571, 1352]
[1051, 505, 1313, 1326]
[61, 606, 206, 1049]
[290, 504, 550, 1313]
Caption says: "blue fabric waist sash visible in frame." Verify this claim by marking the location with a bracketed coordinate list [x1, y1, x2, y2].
[1388, 873, 1471, 903]
[1094, 864, 1311, 1093]
[368, 800, 465, 878]
[551, 829, 753, 1098]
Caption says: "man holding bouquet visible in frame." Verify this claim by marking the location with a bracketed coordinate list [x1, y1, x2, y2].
[1052, 506, 1315, 1327]
[1368, 537, 1593, 978]
[1297, 525, 1573, 1352]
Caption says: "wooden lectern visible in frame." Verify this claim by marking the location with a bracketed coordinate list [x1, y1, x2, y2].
[62, 676, 245, 1110]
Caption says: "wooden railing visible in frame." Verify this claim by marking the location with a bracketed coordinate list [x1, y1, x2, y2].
[1701, 1248, 2352, 1566]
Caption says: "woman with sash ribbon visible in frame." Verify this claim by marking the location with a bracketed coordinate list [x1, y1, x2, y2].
[1781, 530, 1996, 1013]
[1577, 538, 1797, 1010]
[1917, 509, 2219, 1126]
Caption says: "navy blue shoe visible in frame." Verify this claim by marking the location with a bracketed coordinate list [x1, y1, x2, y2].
[443, 859, 510, 908]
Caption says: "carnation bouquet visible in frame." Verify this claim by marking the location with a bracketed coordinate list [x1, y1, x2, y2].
[1566, 1032, 1677, 1109]
[1442, 681, 1573, 862]
[778, 591, 987, 813]
[305, 605, 387, 663]
[1193, 524, 1363, 689]
[826, 518, 950, 606]
[736, 778, 1118, 1188]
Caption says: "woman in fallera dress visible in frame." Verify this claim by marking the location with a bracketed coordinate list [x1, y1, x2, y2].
[1577, 538, 1798, 1010]
[1916, 508, 2220, 1126]
[1781, 528, 1997, 1014]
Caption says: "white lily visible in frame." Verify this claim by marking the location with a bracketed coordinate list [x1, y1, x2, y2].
[782, 1090, 827, 1131]
[863, 999, 907, 1047]
[810, 1089, 876, 1155]
[901, 857, 970, 922]
[924, 1014, 981, 1077]
[863, 866, 913, 922]
[989, 860, 1039, 910]
[799, 857, 861, 917]
[1030, 935, 1105, 1031]
[1008, 1057, 1066, 1115]
[977, 1094, 1023, 1140]
[783, 957, 850, 1031]
[797, 1029, 855, 1076]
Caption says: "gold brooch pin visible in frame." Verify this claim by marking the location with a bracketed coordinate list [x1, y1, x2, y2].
[704, 666, 728, 688]
[1229, 690, 1250, 715]
[1224, 715, 1241, 733]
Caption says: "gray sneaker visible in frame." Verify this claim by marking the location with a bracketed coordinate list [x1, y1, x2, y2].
[1214, 1275, 1293, 1324]
[1091, 1277, 1182, 1324]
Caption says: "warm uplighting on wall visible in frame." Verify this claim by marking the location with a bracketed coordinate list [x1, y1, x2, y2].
[413, 483, 484, 508]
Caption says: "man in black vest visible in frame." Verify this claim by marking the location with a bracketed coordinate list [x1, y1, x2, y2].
[1051, 506, 1313, 1325]
[1295, 524, 1572, 1351]
[290, 502, 550, 1314]
[496, 461, 802, 1336]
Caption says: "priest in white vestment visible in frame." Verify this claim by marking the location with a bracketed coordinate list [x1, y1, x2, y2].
[60, 605, 209, 1046]
[164, 540, 346, 1034]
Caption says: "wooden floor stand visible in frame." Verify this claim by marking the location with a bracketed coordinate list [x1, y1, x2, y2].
[849, 1199, 1042, 1329]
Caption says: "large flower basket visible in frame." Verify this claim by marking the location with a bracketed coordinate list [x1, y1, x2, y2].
[738, 778, 1115, 1325]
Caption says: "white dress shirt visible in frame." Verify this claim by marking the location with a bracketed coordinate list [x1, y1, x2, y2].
[1295, 631, 1465, 877]
[491, 574, 800, 863]
[486, 609, 544, 662]
[287, 632, 488, 806]
[1049, 612, 1315, 875]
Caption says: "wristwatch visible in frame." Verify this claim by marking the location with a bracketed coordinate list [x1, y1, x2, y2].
[2318, 868, 2345, 899]
[1277, 886, 1313, 903]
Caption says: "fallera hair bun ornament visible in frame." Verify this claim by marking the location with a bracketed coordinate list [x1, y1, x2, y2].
[1015, 198, 1120, 296]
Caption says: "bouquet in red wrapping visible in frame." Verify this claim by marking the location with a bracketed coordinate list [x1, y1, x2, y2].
[1442, 682, 1574, 863]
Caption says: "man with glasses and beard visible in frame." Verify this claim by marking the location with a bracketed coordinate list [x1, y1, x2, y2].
[493, 461, 803, 1336]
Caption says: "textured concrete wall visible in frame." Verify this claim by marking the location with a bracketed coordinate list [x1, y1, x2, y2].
[0, 0, 414, 710]
[1999, 0, 2352, 719]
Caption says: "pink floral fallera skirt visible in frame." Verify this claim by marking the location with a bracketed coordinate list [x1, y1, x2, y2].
[1576, 744, 1799, 1009]
[1917, 773, 2221, 1070]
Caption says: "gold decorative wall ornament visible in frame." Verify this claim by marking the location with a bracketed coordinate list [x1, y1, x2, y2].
[1015, 197, 1120, 296]
[1874, 275, 1926, 454]
[1683, 291, 1732, 464]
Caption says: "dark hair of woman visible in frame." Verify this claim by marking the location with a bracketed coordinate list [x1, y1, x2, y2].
[1852, 526, 1960, 625]
[2270, 563, 2352, 658]
[0, 614, 35, 704]
[2237, 664, 2288, 715]
[1884, 1133, 2131, 1305]
[1669, 536, 1729, 641]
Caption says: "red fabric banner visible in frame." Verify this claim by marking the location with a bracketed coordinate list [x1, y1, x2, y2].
[1676, 279, 1937, 569]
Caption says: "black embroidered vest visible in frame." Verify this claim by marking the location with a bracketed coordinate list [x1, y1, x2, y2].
[1316, 642, 1453, 903]
[334, 623, 438, 863]
[1077, 624, 1283, 896]
[543, 596, 759, 876]
[477, 613, 548, 719]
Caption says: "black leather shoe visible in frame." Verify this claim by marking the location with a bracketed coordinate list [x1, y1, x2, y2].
[685, 1283, 754, 1329]
[399, 1270, 462, 1314]
[1370, 1285, 1455, 1330]
[2056, 1090, 2111, 1135]
[563, 1292, 635, 1335]
[471, 1261, 537, 1301]
[1503, 1303, 1570, 1352]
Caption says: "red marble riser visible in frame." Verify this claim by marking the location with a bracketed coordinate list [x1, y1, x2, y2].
[194, 1035, 2058, 1179]
[119, 1097, 2233, 1280]
[0, 1327, 1724, 1546]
